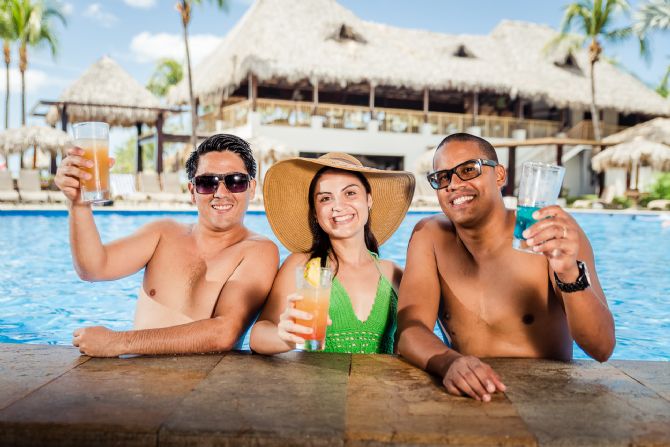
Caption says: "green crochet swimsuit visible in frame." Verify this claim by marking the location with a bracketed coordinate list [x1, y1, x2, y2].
[323, 253, 397, 354]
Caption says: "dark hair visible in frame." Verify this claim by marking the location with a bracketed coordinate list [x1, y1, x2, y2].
[307, 167, 379, 275]
[185, 134, 257, 180]
[435, 132, 498, 163]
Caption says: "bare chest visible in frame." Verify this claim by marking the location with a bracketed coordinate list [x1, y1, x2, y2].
[142, 235, 244, 319]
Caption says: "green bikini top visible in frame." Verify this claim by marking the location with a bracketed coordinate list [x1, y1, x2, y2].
[323, 252, 397, 354]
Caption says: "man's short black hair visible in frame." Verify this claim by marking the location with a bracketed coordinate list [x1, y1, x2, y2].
[435, 132, 499, 163]
[185, 134, 257, 180]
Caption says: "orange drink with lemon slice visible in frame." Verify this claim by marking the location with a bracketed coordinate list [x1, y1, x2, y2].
[294, 258, 332, 351]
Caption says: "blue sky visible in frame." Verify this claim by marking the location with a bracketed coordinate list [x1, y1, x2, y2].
[2, 0, 669, 153]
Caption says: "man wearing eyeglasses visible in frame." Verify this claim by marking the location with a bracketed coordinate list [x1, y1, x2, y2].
[55, 134, 279, 357]
[397, 132, 614, 402]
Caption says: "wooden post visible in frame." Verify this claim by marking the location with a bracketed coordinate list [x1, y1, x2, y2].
[516, 99, 524, 120]
[136, 123, 143, 173]
[634, 163, 640, 190]
[472, 92, 479, 126]
[155, 114, 164, 175]
[556, 144, 563, 166]
[248, 73, 257, 112]
[61, 104, 68, 131]
[423, 88, 429, 123]
[504, 146, 516, 196]
[50, 150, 57, 175]
[369, 83, 375, 118]
[312, 79, 319, 115]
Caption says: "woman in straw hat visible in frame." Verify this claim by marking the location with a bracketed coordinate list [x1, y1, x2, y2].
[250, 153, 415, 354]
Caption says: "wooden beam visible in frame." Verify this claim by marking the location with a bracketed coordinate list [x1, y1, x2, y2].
[60, 105, 68, 132]
[155, 114, 164, 174]
[369, 83, 375, 117]
[248, 73, 258, 112]
[505, 146, 517, 196]
[423, 88, 429, 123]
[136, 123, 143, 173]
[556, 144, 563, 167]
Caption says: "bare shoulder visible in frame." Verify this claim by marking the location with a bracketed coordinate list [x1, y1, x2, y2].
[239, 231, 279, 258]
[411, 214, 455, 242]
[282, 252, 311, 270]
[379, 258, 403, 290]
[139, 218, 192, 237]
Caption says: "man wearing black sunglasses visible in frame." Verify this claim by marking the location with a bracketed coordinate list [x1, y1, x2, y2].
[397, 133, 614, 402]
[55, 134, 279, 357]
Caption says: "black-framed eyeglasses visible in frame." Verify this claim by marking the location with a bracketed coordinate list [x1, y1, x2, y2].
[192, 173, 250, 194]
[427, 159, 498, 190]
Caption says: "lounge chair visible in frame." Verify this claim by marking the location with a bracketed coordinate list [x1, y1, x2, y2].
[110, 173, 137, 201]
[162, 172, 192, 204]
[0, 170, 19, 203]
[138, 172, 173, 203]
[647, 199, 670, 211]
[18, 170, 50, 203]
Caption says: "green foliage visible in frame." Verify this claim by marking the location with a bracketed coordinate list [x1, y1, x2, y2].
[111, 136, 155, 174]
[608, 195, 633, 208]
[566, 194, 599, 205]
[657, 65, 670, 97]
[147, 58, 183, 97]
[11, 0, 66, 57]
[649, 172, 670, 198]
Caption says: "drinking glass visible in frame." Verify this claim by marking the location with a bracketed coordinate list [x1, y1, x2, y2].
[73, 122, 110, 204]
[513, 161, 565, 253]
[294, 266, 332, 351]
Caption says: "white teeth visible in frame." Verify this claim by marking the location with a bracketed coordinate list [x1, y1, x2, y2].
[452, 196, 474, 206]
[333, 215, 353, 223]
[212, 204, 233, 210]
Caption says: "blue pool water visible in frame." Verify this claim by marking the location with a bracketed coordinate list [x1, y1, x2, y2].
[0, 210, 669, 360]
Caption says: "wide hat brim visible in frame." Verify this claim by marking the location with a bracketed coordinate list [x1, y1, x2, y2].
[263, 153, 416, 253]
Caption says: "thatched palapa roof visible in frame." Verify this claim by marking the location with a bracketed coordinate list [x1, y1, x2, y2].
[47, 56, 163, 127]
[603, 117, 670, 145]
[592, 136, 670, 172]
[169, 0, 669, 116]
[0, 125, 72, 154]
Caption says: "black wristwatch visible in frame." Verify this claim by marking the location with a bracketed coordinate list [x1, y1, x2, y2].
[554, 260, 591, 293]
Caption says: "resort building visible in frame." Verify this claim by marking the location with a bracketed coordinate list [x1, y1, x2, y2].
[168, 0, 669, 197]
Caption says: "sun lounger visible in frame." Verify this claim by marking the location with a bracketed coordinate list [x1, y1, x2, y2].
[647, 199, 670, 211]
[162, 172, 192, 204]
[18, 170, 50, 203]
[0, 170, 19, 203]
[138, 172, 173, 203]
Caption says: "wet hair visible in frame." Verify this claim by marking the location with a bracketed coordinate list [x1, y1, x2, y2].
[435, 132, 498, 163]
[307, 167, 379, 275]
[185, 134, 257, 180]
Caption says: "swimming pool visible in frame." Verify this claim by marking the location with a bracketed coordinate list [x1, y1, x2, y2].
[1, 210, 668, 360]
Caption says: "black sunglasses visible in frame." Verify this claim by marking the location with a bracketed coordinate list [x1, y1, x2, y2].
[427, 159, 498, 190]
[192, 173, 250, 194]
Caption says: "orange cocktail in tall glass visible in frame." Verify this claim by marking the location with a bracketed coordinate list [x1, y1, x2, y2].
[73, 122, 110, 204]
[294, 263, 332, 351]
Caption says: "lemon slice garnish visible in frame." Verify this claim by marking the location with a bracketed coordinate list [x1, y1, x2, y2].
[304, 257, 321, 287]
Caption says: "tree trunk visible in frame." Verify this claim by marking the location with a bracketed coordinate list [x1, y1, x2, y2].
[181, 2, 198, 153]
[4, 41, 10, 129]
[19, 44, 26, 126]
[589, 60, 601, 142]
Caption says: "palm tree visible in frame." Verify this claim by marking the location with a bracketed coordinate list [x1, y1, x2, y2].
[147, 58, 184, 98]
[0, 0, 18, 129]
[633, 0, 670, 96]
[11, 0, 65, 125]
[551, 0, 637, 141]
[176, 0, 228, 151]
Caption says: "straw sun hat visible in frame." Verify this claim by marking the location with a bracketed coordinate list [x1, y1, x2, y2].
[263, 152, 416, 253]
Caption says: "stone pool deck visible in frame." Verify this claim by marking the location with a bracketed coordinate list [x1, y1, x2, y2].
[0, 343, 668, 447]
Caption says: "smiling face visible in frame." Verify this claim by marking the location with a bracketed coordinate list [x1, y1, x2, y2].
[187, 151, 256, 231]
[433, 140, 506, 227]
[312, 170, 372, 243]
